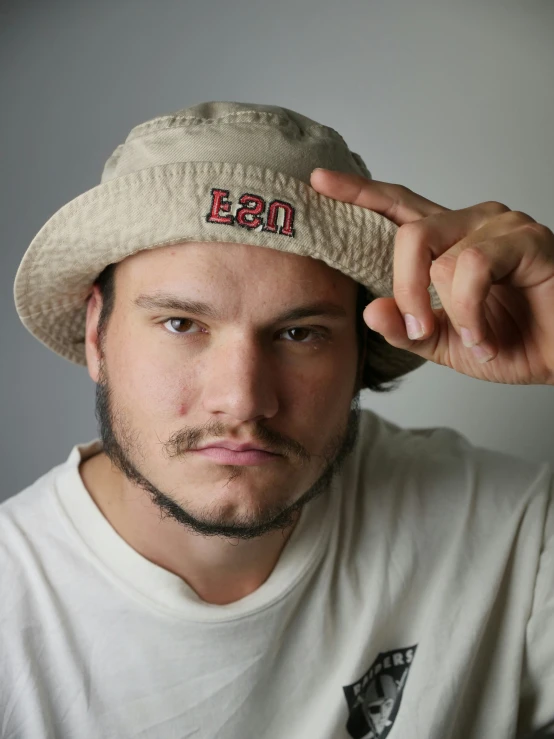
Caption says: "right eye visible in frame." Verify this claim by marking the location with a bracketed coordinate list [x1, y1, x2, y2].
[163, 318, 202, 335]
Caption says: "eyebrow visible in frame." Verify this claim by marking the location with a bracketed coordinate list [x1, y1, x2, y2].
[134, 293, 348, 324]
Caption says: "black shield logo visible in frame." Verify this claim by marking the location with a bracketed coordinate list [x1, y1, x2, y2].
[342, 645, 417, 738]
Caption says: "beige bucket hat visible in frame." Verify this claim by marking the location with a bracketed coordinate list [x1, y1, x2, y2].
[13, 100, 441, 385]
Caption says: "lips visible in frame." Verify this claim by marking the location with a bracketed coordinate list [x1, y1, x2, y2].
[193, 446, 279, 466]
[197, 441, 275, 453]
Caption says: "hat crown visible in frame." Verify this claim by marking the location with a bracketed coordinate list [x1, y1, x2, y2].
[15, 98, 438, 379]
[101, 100, 372, 185]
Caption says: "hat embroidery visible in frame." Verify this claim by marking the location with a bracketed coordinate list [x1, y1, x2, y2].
[206, 188, 296, 237]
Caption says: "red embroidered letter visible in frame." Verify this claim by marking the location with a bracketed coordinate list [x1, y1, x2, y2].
[206, 188, 234, 225]
[264, 199, 296, 237]
[235, 193, 265, 230]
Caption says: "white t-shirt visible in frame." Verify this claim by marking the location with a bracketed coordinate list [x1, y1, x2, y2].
[1, 409, 554, 739]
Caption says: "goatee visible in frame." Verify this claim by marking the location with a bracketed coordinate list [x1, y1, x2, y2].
[95, 358, 362, 541]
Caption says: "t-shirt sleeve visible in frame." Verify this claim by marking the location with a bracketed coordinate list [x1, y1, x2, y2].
[518, 470, 554, 735]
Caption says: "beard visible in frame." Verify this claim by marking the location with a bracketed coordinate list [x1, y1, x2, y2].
[95, 356, 362, 541]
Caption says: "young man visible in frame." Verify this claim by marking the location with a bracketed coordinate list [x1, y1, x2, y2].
[2, 101, 554, 739]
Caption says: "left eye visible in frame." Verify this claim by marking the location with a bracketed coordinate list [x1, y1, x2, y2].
[162, 319, 324, 343]
[165, 318, 198, 334]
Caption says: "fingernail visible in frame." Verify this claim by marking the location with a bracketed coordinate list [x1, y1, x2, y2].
[471, 344, 494, 364]
[461, 328, 475, 348]
[404, 314, 425, 340]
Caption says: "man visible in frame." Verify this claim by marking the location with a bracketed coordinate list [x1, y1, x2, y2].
[2, 100, 554, 739]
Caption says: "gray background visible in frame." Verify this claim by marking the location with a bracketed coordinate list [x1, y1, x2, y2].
[1, 0, 553, 500]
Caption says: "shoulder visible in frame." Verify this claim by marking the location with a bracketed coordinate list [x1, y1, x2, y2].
[350, 409, 552, 518]
[0, 439, 101, 527]
[0, 462, 64, 537]
[0, 459, 67, 584]
[0, 441, 101, 602]
[336, 410, 554, 613]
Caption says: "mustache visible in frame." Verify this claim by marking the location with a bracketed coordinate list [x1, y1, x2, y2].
[163, 420, 311, 463]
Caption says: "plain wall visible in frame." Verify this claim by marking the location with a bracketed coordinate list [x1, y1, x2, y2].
[1, 0, 553, 500]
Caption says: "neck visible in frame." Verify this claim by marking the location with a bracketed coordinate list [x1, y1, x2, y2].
[79, 451, 301, 605]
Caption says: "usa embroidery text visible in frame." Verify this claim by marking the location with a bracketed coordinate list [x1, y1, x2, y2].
[206, 188, 296, 238]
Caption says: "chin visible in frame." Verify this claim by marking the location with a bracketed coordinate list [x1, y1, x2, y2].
[171, 470, 298, 516]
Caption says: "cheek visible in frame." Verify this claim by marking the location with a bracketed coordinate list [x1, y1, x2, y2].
[286, 369, 350, 425]
[137, 370, 196, 421]
[108, 338, 195, 421]
[306, 385, 350, 421]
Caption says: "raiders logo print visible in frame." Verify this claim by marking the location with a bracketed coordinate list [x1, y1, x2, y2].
[205, 188, 296, 237]
[342, 645, 417, 739]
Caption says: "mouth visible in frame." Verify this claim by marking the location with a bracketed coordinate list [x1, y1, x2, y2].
[192, 447, 281, 466]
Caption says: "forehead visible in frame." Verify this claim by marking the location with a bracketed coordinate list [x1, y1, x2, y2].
[116, 241, 356, 299]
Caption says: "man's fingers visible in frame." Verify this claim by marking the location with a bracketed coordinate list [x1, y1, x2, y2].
[392, 207, 539, 342]
[310, 168, 448, 226]
[363, 297, 442, 359]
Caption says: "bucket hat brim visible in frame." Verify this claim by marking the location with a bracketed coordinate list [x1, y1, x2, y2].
[14, 159, 441, 379]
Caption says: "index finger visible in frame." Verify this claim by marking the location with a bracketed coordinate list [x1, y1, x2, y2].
[310, 168, 449, 226]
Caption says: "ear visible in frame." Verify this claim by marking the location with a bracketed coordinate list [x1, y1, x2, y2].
[84, 284, 103, 383]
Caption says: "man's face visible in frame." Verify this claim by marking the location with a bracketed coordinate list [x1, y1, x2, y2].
[87, 242, 364, 540]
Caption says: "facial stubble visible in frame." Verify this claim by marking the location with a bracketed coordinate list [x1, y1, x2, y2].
[95, 355, 362, 541]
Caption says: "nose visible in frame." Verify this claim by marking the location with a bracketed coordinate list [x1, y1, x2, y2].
[200, 335, 279, 422]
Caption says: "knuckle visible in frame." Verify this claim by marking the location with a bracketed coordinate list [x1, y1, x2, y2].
[392, 184, 413, 196]
[392, 282, 414, 300]
[482, 200, 510, 215]
[430, 254, 456, 281]
[500, 209, 535, 227]
[452, 294, 474, 313]
[525, 221, 554, 240]
[459, 246, 489, 266]
[396, 220, 426, 244]
[511, 210, 535, 224]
